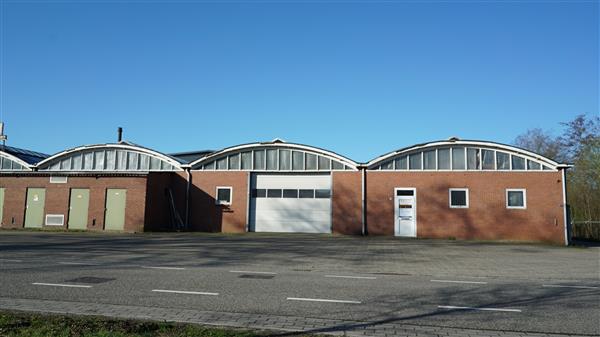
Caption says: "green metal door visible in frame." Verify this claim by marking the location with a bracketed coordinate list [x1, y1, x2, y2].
[68, 189, 89, 230]
[24, 188, 45, 228]
[105, 189, 126, 231]
[0, 188, 5, 225]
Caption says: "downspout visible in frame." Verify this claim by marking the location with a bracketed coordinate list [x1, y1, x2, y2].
[361, 166, 367, 236]
[561, 167, 570, 246]
[185, 167, 191, 229]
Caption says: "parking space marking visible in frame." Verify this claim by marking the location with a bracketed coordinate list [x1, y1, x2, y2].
[152, 289, 219, 296]
[287, 297, 361, 304]
[325, 275, 376, 280]
[542, 284, 598, 289]
[229, 270, 277, 275]
[58, 262, 99, 266]
[431, 279, 488, 284]
[0, 259, 23, 263]
[141, 266, 186, 270]
[438, 305, 521, 313]
[32, 282, 92, 288]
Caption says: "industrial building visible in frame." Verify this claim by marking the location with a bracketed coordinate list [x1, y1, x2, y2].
[0, 136, 570, 244]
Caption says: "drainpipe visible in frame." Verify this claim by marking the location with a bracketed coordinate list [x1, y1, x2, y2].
[561, 167, 570, 246]
[361, 166, 367, 236]
[185, 167, 191, 229]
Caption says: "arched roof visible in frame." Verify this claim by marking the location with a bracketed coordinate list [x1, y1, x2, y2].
[189, 140, 359, 171]
[0, 151, 34, 171]
[36, 142, 183, 171]
[367, 139, 567, 171]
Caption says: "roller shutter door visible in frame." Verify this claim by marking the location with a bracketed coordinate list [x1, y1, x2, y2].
[250, 174, 331, 233]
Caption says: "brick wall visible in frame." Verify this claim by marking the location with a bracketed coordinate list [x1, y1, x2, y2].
[188, 171, 249, 233]
[366, 171, 566, 244]
[0, 175, 148, 232]
[332, 171, 363, 235]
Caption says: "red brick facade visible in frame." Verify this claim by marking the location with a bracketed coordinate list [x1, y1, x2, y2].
[365, 171, 566, 244]
[0, 174, 148, 232]
[1, 169, 567, 244]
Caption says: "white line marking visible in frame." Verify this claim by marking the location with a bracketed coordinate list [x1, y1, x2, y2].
[152, 289, 219, 296]
[438, 305, 521, 313]
[58, 262, 98, 266]
[325, 275, 377, 280]
[287, 297, 361, 304]
[431, 279, 488, 284]
[141, 266, 186, 270]
[542, 284, 599, 289]
[0, 259, 23, 263]
[32, 282, 92, 288]
[229, 270, 277, 275]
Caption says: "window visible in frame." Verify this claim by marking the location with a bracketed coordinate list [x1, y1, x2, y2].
[452, 147, 465, 170]
[467, 148, 480, 170]
[423, 150, 436, 170]
[266, 149, 278, 170]
[299, 189, 314, 198]
[380, 161, 393, 170]
[394, 156, 408, 170]
[437, 148, 450, 170]
[216, 187, 232, 205]
[511, 155, 526, 170]
[292, 151, 304, 170]
[252, 189, 266, 198]
[449, 188, 469, 208]
[315, 189, 331, 198]
[409, 153, 422, 170]
[481, 149, 494, 170]
[283, 189, 298, 198]
[254, 150, 265, 170]
[305, 153, 317, 170]
[506, 189, 526, 209]
[318, 156, 331, 170]
[228, 154, 240, 170]
[241, 152, 252, 170]
[279, 149, 291, 170]
[496, 152, 510, 170]
[267, 189, 282, 198]
[527, 160, 541, 170]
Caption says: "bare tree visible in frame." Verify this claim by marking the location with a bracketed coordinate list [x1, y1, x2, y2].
[514, 114, 600, 223]
[514, 128, 562, 162]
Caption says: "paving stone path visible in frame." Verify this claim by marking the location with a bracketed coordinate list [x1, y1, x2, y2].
[0, 297, 592, 337]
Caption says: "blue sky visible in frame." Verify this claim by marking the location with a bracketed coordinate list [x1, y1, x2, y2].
[1, 0, 598, 162]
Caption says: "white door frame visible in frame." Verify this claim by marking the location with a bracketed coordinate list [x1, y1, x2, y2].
[394, 187, 417, 237]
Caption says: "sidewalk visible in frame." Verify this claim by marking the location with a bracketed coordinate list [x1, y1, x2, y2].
[0, 297, 590, 337]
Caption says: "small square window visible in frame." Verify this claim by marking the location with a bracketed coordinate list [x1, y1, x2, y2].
[449, 188, 469, 208]
[216, 187, 232, 205]
[506, 189, 526, 209]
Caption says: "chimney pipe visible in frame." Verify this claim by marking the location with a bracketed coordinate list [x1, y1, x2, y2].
[117, 127, 123, 142]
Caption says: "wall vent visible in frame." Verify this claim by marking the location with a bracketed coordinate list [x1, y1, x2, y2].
[45, 214, 65, 226]
[50, 176, 68, 184]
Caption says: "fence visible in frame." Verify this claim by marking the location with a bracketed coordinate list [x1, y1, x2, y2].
[571, 221, 600, 242]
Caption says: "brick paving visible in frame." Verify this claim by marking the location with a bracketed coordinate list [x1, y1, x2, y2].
[0, 297, 591, 337]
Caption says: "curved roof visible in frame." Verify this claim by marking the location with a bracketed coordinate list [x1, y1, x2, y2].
[189, 139, 359, 170]
[367, 139, 566, 170]
[36, 142, 183, 171]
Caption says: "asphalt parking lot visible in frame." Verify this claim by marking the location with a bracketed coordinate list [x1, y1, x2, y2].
[0, 232, 598, 336]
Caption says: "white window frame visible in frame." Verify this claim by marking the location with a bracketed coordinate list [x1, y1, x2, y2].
[215, 186, 233, 206]
[449, 188, 469, 208]
[506, 189, 526, 209]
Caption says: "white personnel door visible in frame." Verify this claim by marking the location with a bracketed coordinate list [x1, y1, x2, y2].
[250, 174, 332, 233]
[395, 188, 416, 237]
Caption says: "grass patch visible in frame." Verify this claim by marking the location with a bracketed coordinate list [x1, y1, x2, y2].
[0, 310, 319, 337]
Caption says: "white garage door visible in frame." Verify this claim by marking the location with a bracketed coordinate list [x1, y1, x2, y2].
[250, 174, 331, 233]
